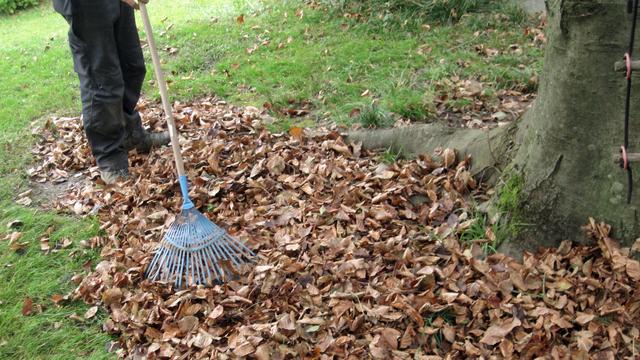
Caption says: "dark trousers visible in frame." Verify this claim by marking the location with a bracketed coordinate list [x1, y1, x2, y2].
[55, 0, 146, 171]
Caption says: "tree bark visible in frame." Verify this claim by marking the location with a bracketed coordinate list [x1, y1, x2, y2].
[511, 0, 640, 248]
[347, 0, 640, 250]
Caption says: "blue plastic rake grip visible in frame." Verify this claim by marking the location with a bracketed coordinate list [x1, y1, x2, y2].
[179, 175, 195, 210]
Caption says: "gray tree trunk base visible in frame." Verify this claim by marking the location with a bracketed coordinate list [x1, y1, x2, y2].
[347, 0, 640, 253]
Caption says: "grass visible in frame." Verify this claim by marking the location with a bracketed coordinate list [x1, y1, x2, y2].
[152, 0, 541, 127]
[459, 173, 526, 255]
[459, 212, 502, 255]
[0, 205, 112, 359]
[356, 105, 393, 128]
[496, 173, 524, 215]
[0, 1, 245, 358]
[0, 0, 542, 357]
[380, 147, 402, 164]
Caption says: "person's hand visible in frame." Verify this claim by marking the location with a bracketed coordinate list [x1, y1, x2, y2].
[121, 0, 148, 10]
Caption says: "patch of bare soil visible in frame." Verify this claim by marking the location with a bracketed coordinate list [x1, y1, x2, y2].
[29, 173, 88, 209]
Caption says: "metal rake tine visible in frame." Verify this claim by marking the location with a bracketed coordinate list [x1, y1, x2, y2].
[188, 225, 201, 286]
[186, 228, 196, 287]
[208, 241, 228, 280]
[186, 224, 200, 287]
[193, 250, 206, 286]
[199, 245, 214, 284]
[146, 246, 164, 280]
[186, 250, 193, 287]
[154, 246, 173, 281]
[145, 246, 162, 279]
[189, 251, 198, 286]
[164, 226, 183, 282]
[162, 241, 175, 283]
[163, 246, 177, 284]
[197, 250, 210, 285]
[206, 218, 253, 257]
[158, 245, 177, 280]
[192, 251, 204, 285]
[216, 236, 246, 267]
[174, 238, 188, 289]
[211, 236, 237, 266]
[206, 244, 224, 278]
[200, 246, 218, 285]
[223, 234, 256, 260]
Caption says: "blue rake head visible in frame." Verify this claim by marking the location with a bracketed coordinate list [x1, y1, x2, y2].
[145, 176, 255, 288]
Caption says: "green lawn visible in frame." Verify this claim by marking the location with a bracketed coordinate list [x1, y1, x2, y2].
[0, 0, 542, 358]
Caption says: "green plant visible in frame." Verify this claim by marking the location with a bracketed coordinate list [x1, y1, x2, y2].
[356, 105, 393, 128]
[459, 213, 500, 255]
[380, 146, 401, 164]
[497, 173, 523, 215]
[494, 1, 527, 24]
[321, 0, 490, 23]
[0, 0, 39, 15]
[424, 309, 455, 326]
[388, 92, 433, 121]
[460, 174, 527, 255]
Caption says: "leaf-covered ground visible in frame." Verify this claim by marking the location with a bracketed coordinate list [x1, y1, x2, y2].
[25, 99, 640, 359]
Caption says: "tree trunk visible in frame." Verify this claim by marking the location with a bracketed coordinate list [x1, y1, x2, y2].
[348, 0, 640, 251]
[511, 0, 640, 249]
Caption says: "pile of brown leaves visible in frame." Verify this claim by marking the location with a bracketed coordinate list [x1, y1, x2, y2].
[29, 98, 640, 359]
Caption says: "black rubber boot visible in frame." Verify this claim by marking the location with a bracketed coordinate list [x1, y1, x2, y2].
[100, 168, 130, 184]
[124, 130, 170, 153]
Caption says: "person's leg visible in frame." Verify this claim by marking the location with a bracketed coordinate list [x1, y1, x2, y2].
[115, 2, 146, 147]
[67, 0, 128, 174]
[116, 3, 170, 153]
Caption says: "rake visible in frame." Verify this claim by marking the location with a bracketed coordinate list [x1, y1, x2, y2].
[140, 3, 255, 288]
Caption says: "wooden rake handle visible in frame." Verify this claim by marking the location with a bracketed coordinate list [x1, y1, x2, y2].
[139, 3, 187, 178]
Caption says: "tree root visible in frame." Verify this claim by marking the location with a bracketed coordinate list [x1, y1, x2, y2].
[346, 123, 516, 185]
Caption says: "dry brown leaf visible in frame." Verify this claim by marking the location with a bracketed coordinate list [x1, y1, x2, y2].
[21, 297, 33, 316]
[84, 306, 98, 319]
[51, 294, 64, 305]
[480, 317, 521, 345]
[575, 331, 593, 352]
[233, 342, 255, 357]
[443, 148, 456, 168]
[574, 312, 595, 325]
[288, 126, 304, 140]
[178, 315, 199, 333]
[208, 304, 224, 321]
[102, 288, 122, 306]
[626, 260, 640, 281]
[379, 328, 401, 350]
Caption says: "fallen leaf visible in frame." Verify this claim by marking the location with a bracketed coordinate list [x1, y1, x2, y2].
[84, 306, 98, 319]
[288, 126, 304, 140]
[443, 148, 456, 168]
[51, 294, 64, 305]
[102, 288, 122, 306]
[207, 305, 224, 321]
[574, 312, 595, 325]
[178, 316, 199, 333]
[233, 342, 255, 357]
[575, 330, 593, 352]
[480, 317, 521, 345]
[21, 297, 33, 316]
